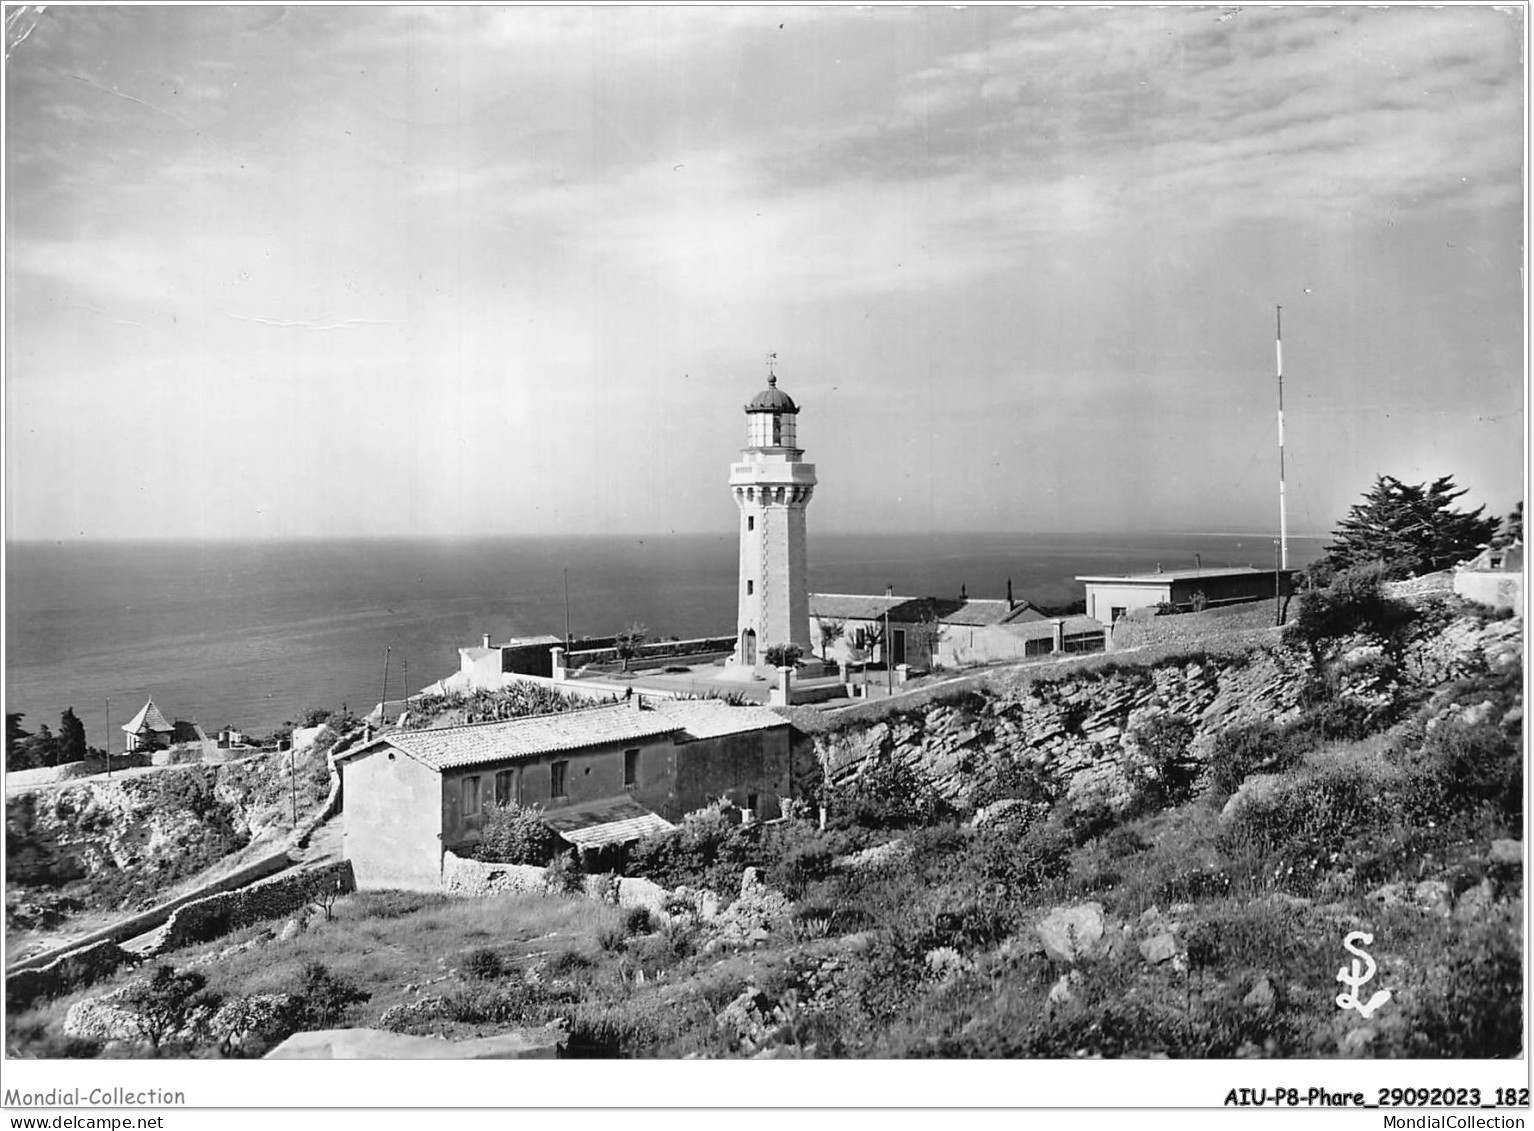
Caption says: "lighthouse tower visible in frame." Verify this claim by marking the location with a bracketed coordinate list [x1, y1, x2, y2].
[729, 363, 816, 670]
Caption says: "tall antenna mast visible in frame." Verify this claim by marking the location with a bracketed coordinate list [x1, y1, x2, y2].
[1276, 305, 1289, 571]
[563, 568, 572, 655]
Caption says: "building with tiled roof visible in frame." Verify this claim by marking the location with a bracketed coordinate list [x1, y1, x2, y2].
[121, 696, 208, 753]
[809, 585, 1044, 672]
[336, 697, 791, 890]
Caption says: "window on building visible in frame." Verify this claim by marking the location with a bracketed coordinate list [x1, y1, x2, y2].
[462, 776, 481, 817]
[624, 748, 639, 788]
[1111, 607, 1126, 622]
[747, 792, 759, 815]
[550, 760, 568, 798]
[746, 579, 754, 595]
[747, 516, 755, 531]
[494, 770, 514, 807]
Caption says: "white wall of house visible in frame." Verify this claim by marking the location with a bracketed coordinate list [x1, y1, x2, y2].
[1082, 582, 1172, 623]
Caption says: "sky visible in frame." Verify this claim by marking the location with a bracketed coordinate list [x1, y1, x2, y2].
[3, 4, 1525, 541]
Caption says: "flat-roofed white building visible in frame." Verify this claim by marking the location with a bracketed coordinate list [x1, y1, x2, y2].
[1077, 565, 1294, 623]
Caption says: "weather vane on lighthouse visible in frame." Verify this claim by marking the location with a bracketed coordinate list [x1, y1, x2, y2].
[766, 352, 777, 383]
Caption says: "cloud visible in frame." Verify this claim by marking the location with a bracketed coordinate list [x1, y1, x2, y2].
[867, 6, 1521, 225]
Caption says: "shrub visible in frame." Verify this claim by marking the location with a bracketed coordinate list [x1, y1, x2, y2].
[548, 949, 593, 976]
[287, 961, 369, 1029]
[1218, 761, 1388, 894]
[475, 803, 562, 866]
[826, 757, 953, 831]
[1400, 905, 1524, 1057]
[767, 836, 837, 896]
[624, 801, 752, 889]
[1403, 719, 1523, 828]
[967, 756, 1060, 812]
[763, 643, 804, 668]
[1126, 714, 1198, 811]
[622, 906, 653, 935]
[965, 817, 1073, 897]
[543, 850, 585, 895]
[348, 890, 448, 920]
[1204, 720, 1299, 801]
[462, 947, 503, 981]
[1290, 565, 1414, 650]
[441, 984, 533, 1025]
[119, 965, 221, 1052]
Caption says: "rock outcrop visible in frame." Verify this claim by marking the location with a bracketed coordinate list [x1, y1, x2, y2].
[810, 610, 1518, 815]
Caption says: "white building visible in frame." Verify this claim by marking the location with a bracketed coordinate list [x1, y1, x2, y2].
[729, 368, 816, 669]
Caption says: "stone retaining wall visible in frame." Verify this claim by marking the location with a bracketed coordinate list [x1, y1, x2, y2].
[150, 861, 356, 955]
[5, 937, 139, 1012]
[6, 850, 295, 977]
[442, 851, 673, 918]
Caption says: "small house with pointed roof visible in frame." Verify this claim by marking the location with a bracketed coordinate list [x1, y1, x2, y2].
[121, 697, 175, 752]
[335, 697, 792, 890]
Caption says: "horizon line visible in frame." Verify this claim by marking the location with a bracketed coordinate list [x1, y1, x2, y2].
[3, 528, 1336, 546]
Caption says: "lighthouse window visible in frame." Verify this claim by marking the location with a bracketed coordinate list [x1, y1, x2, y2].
[746, 580, 754, 595]
[747, 516, 754, 531]
[772, 414, 782, 445]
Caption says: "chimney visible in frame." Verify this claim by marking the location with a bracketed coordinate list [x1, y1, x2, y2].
[481, 633, 491, 649]
[1006, 578, 1014, 610]
[960, 583, 967, 601]
[884, 583, 894, 597]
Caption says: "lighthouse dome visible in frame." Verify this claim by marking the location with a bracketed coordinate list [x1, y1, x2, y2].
[745, 374, 798, 413]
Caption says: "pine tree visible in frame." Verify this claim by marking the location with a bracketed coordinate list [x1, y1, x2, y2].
[1496, 501, 1523, 546]
[16, 723, 58, 771]
[59, 707, 89, 764]
[1323, 475, 1500, 579]
[6, 712, 34, 772]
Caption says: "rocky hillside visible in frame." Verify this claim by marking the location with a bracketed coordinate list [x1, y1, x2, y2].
[809, 604, 1521, 814]
[6, 741, 334, 932]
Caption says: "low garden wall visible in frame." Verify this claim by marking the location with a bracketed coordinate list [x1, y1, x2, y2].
[567, 635, 736, 670]
[5, 851, 296, 978]
[149, 861, 355, 955]
[5, 938, 140, 1011]
[442, 851, 672, 918]
[4, 861, 354, 1009]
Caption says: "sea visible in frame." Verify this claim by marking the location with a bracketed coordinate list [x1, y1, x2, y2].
[4, 532, 1323, 748]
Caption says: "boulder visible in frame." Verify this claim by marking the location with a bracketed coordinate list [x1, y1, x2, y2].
[1454, 878, 1498, 922]
[266, 1026, 561, 1059]
[1412, 880, 1453, 917]
[1036, 902, 1106, 964]
[1138, 932, 1178, 966]
[615, 876, 671, 919]
[1338, 1027, 1376, 1058]
[1220, 774, 1285, 821]
[1490, 839, 1523, 867]
[1243, 977, 1276, 1011]
[1047, 970, 1082, 1007]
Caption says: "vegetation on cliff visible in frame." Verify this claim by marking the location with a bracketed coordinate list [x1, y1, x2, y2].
[8, 593, 1520, 1060]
